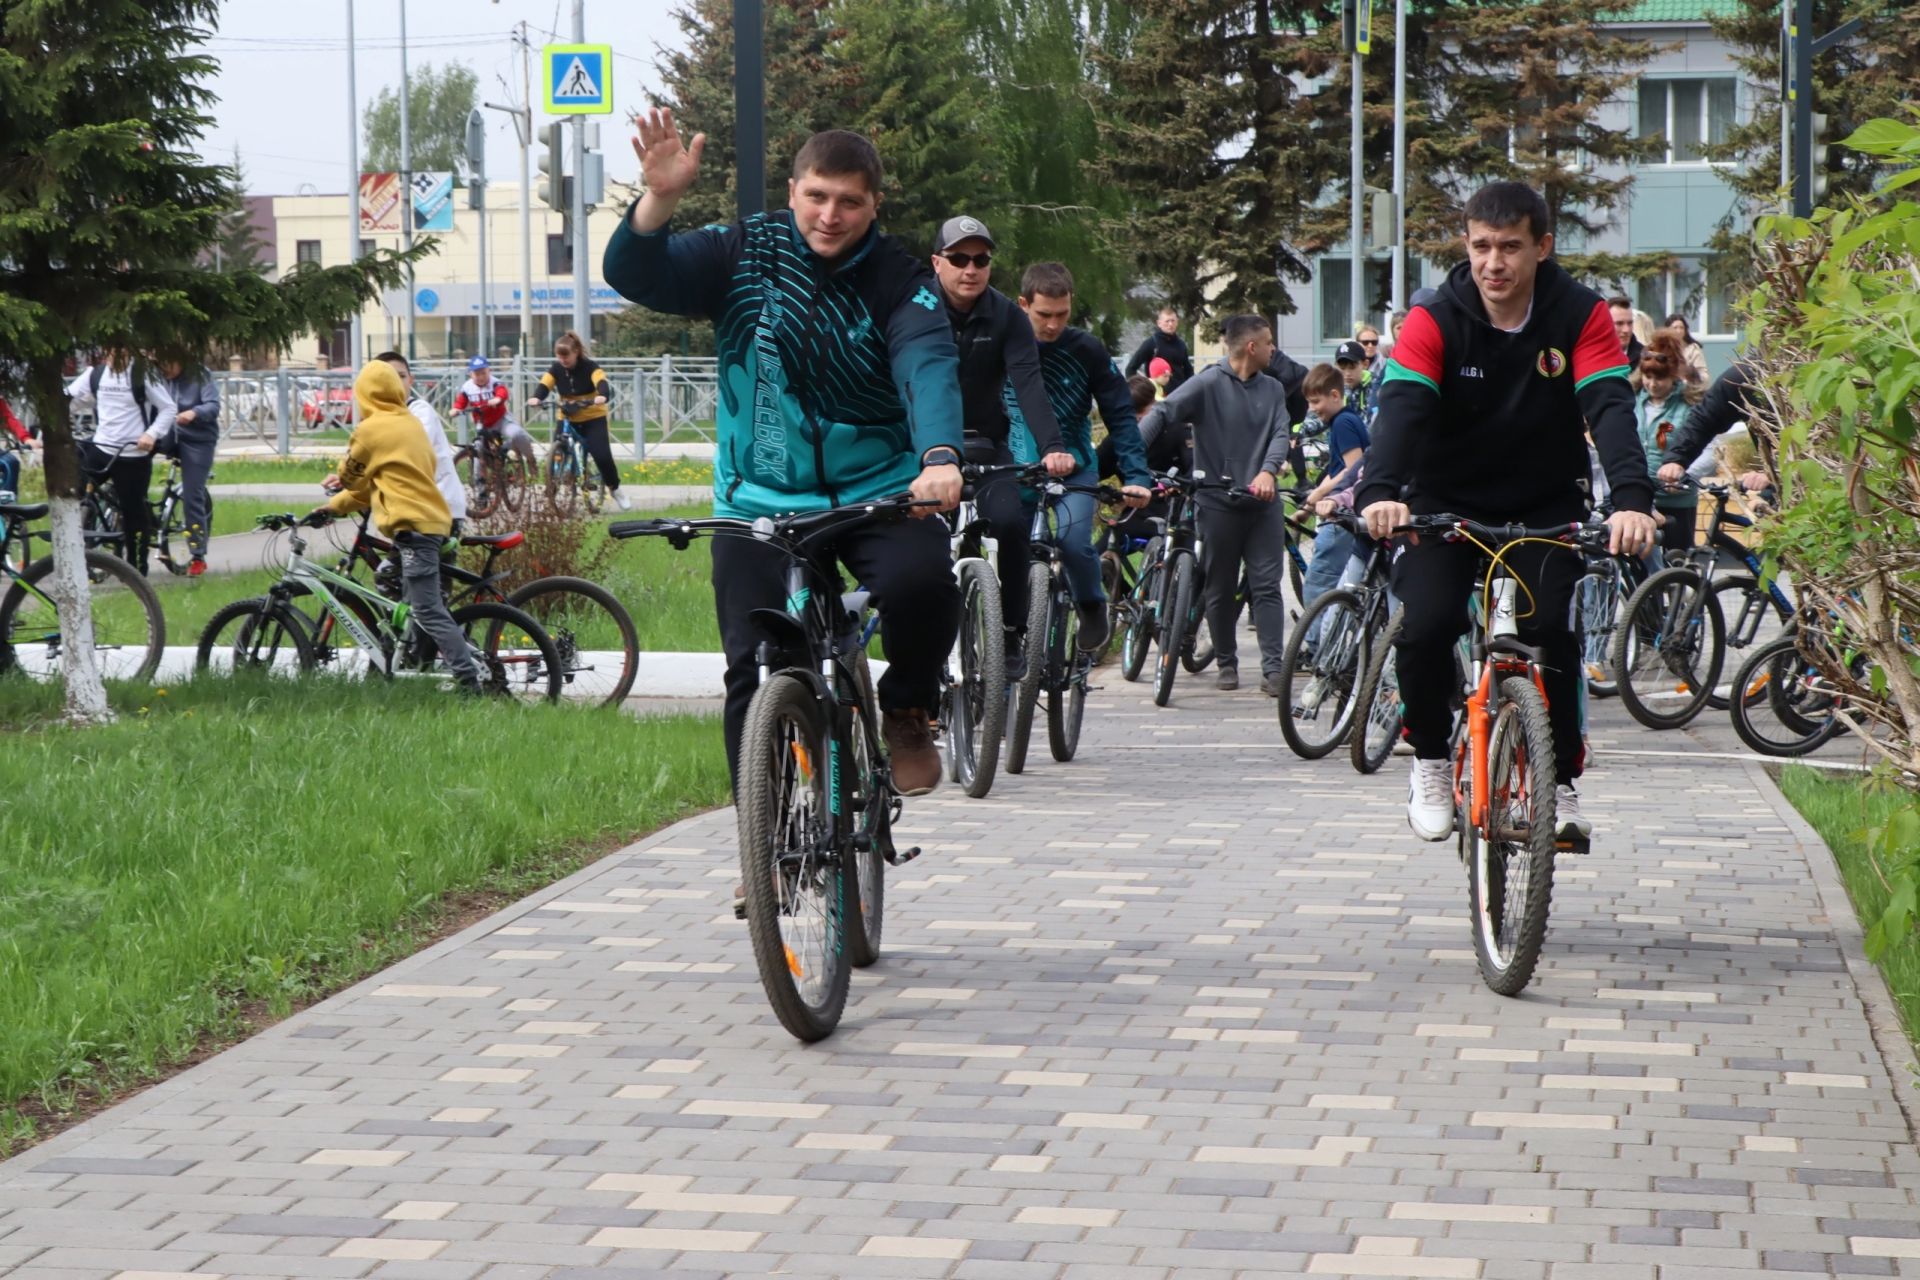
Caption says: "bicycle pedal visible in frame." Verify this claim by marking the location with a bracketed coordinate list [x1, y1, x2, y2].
[1554, 835, 1592, 856]
[884, 845, 922, 867]
[733, 898, 748, 921]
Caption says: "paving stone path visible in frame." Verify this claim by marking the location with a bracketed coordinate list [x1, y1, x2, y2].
[3, 656, 1917, 1279]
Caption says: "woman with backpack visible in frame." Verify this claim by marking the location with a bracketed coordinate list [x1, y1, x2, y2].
[525, 330, 629, 510]
[66, 350, 178, 575]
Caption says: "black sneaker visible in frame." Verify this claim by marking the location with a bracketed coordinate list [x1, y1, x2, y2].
[1216, 665, 1239, 691]
[1005, 631, 1028, 683]
[1075, 602, 1110, 652]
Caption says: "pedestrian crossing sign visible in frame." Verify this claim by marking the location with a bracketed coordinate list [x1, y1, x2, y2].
[543, 43, 612, 115]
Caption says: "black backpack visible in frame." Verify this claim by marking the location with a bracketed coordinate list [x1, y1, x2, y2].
[88, 358, 157, 427]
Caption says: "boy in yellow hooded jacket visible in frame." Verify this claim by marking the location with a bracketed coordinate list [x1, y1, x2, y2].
[315, 360, 483, 690]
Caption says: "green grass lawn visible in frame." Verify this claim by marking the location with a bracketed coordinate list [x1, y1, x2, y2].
[0, 672, 729, 1151]
[98, 504, 723, 653]
[1777, 767, 1920, 1060]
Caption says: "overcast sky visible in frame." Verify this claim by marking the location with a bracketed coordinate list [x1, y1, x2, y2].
[194, 0, 685, 195]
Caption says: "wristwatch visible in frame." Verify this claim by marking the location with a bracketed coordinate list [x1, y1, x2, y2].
[921, 447, 962, 469]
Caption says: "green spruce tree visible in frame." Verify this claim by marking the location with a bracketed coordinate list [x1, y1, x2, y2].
[0, 0, 429, 724]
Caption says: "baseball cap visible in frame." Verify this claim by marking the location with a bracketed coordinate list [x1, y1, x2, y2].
[1408, 286, 1440, 309]
[1334, 340, 1367, 365]
[933, 215, 995, 254]
[468, 356, 490, 371]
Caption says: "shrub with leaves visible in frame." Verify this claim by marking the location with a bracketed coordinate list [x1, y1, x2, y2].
[1740, 111, 1920, 958]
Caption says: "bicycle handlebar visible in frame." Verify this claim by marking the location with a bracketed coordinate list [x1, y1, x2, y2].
[1394, 513, 1613, 554]
[255, 511, 334, 531]
[609, 492, 936, 551]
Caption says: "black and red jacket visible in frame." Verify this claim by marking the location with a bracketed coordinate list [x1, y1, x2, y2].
[1355, 258, 1653, 521]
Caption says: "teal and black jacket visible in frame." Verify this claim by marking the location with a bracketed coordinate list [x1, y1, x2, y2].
[1007, 327, 1152, 487]
[603, 206, 964, 517]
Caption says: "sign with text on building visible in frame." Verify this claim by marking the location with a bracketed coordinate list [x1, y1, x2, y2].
[543, 43, 612, 115]
[359, 172, 402, 235]
[379, 282, 625, 317]
[411, 171, 455, 232]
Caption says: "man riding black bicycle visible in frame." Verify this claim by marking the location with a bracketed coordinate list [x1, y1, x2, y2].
[1357, 182, 1657, 843]
[604, 111, 965, 799]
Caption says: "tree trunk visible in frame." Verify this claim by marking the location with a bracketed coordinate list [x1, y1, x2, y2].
[28, 360, 114, 725]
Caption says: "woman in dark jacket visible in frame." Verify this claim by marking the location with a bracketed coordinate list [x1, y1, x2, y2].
[526, 330, 627, 509]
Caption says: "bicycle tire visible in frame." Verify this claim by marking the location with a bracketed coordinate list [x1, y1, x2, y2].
[1727, 635, 1846, 757]
[497, 454, 531, 514]
[458, 602, 564, 702]
[543, 442, 580, 514]
[1120, 557, 1160, 683]
[1612, 565, 1724, 730]
[464, 449, 500, 521]
[1467, 676, 1559, 996]
[842, 651, 888, 968]
[505, 575, 639, 706]
[193, 597, 316, 676]
[0, 549, 166, 682]
[1091, 551, 1123, 667]
[1573, 565, 1623, 699]
[1350, 607, 1405, 775]
[947, 559, 1006, 797]
[1154, 552, 1196, 707]
[1704, 572, 1791, 711]
[1183, 620, 1216, 673]
[737, 671, 849, 1042]
[1287, 537, 1307, 607]
[1005, 561, 1050, 774]
[1277, 587, 1363, 760]
[1048, 601, 1086, 762]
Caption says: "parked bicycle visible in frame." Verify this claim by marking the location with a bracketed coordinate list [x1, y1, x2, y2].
[0, 497, 165, 681]
[195, 513, 563, 702]
[1612, 477, 1793, 730]
[609, 497, 927, 1042]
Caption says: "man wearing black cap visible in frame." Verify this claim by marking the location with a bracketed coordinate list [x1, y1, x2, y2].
[931, 214, 1075, 678]
[1333, 338, 1375, 423]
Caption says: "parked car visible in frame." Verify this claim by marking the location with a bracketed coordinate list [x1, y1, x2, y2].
[296, 377, 354, 428]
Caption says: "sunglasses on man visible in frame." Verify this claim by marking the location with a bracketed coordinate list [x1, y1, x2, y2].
[942, 252, 992, 270]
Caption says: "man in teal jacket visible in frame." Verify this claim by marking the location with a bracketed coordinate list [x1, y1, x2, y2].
[604, 111, 964, 795]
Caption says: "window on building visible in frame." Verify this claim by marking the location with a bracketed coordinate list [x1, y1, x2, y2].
[1638, 78, 1736, 164]
[1319, 257, 1424, 347]
[1634, 256, 1739, 339]
[546, 233, 572, 277]
[295, 239, 323, 267]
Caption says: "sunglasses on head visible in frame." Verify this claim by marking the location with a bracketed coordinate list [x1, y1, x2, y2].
[943, 251, 992, 270]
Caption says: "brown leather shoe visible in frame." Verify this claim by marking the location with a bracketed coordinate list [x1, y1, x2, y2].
[882, 708, 942, 797]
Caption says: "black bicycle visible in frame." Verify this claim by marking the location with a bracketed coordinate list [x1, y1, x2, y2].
[1007, 476, 1124, 771]
[1276, 510, 1391, 760]
[79, 442, 208, 574]
[609, 498, 926, 1042]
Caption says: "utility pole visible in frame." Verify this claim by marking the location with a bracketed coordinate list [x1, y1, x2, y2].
[570, 0, 590, 339]
[1347, 0, 1366, 334]
[1788, 0, 1862, 218]
[1389, 0, 1407, 322]
[735, 0, 766, 218]
[398, 0, 415, 361]
[345, 0, 362, 368]
[518, 22, 534, 360]
[468, 109, 489, 357]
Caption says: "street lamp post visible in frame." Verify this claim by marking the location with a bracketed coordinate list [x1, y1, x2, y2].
[735, 0, 765, 219]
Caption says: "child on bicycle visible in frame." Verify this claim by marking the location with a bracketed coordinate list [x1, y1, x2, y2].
[526, 331, 629, 510]
[453, 357, 537, 473]
[316, 360, 484, 693]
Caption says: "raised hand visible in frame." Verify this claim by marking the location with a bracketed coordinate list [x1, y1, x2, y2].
[631, 106, 706, 201]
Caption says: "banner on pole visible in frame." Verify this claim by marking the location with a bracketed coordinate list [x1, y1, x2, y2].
[359, 172, 402, 235]
[411, 171, 455, 232]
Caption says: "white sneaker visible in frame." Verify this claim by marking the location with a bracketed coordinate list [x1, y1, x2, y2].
[1555, 784, 1593, 839]
[612, 489, 633, 511]
[1406, 759, 1454, 842]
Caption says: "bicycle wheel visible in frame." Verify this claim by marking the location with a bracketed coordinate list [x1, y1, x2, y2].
[152, 494, 187, 574]
[1705, 573, 1791, 710]
[1154, 552, 1196, 707]
[1466, 676, 1558, 996]
[497, 453, 531, 514]
[458, 602, 564, 702]
[464, 451, 499, 520]
[1005, 561, 1050, 774]
[0, 549, 166, 682]
[841, 651, 888, 968]
[738, 671, 849, 1042]
[1120, 554, 1161, 683]
[1091, 551, 1123, 667]
[1048, 601, 1086, 762]
[543, 441, 580, 514]
[505, 575, 639, 706]
[947, 559, 1006, 797]
[1727, 635, 1846, 757]
[1287, 538, 1308, 608]
[1351, 607, 1404, 775]
[193, 597, 315, 677]
[1277, 588, 1363, 760]
[1613, 566, 1724, 730]
[1573, 565, 1623, 698]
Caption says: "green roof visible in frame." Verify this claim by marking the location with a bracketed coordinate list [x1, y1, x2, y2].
[1612, 0, 1738, 21]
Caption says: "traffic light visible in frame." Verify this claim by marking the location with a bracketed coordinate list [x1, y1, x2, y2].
[537, 121, 566, 212]
[1810, 111, 1831, 203]
[465, 109, 486, 210]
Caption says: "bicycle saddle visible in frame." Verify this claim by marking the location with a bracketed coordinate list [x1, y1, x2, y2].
[0, 502, 48, 521]
[461, 531, 524, 549]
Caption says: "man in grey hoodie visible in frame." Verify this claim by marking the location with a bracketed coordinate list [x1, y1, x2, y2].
[1139, 314, 1294, 694]
[160, 358, 221, 574]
